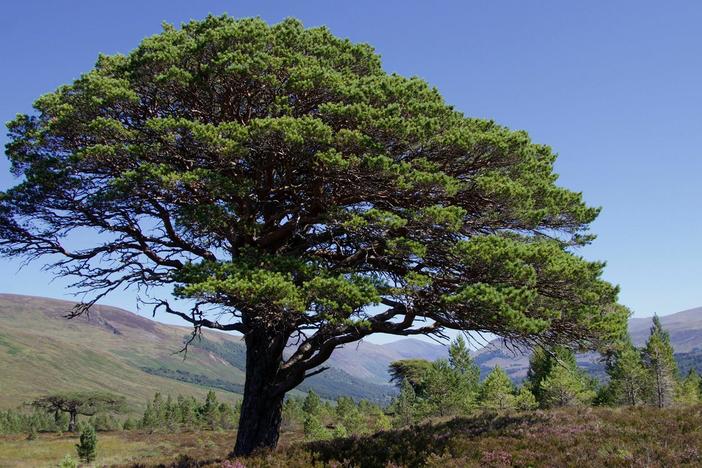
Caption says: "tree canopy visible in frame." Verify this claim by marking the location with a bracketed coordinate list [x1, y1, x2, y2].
[0, 15, 626, 455]
[31, 392, 124, 431]
[388, 359, 433, 393]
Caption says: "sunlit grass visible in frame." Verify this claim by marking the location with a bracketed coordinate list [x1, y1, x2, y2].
[0, 430, 237, 467]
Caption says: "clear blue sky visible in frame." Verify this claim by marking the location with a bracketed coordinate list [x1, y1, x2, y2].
[1, 1, 701, 329]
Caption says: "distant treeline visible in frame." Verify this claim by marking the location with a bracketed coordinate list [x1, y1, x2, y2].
[0, 391, 238, 435]
[141, 367, 246, 394]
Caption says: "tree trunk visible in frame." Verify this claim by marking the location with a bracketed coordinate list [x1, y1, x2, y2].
[232, 329, 288, 457]
[68, 410, 77, 432]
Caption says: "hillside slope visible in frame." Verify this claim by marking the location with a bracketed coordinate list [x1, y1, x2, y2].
[0, 294, 402, 409]
[629, 306, 702, 352]
[0, 294, 247, 411]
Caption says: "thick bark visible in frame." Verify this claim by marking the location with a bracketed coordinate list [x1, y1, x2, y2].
[232, 329, 289, 457]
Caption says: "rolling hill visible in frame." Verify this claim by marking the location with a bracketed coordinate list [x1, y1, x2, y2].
[0, 294, 434, 411]
[0, 294, 247, 412]
[2, 293, 700, 413]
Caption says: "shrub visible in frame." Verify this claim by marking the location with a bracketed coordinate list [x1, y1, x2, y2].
[57, 454, 78, 468]
[303, 414, 331, 441]
[122, 417, 137, 431]
[76, 424, 97, 463]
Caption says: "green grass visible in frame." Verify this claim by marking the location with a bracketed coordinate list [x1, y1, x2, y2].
[0, 430, 239, 467]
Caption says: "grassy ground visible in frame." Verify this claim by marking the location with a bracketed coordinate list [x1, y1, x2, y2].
[0, 430, 240, 467]
[2, 406, 702, 467]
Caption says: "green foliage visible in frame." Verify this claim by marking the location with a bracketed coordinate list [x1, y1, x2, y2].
[303, 390, 322, 417]
[539, 362, 596, 408]
[58, 455, 78, 468]
[200, 390, 219, 430]
[122, 417, 137, 431]
[603, 339, 649, 406]
[31, 392, 125, 417]
[643, 316, 678, 408]
[0, 407, 69, 434]
[138, 392, 239, 432]
[675, 369, 701, 405]
[299, 391, 379, 440]
[26, 424, 37, 441]
[388, 359, 433, 393]
[525, 345, 596, 408]
[389, 337, 483, 420]
[88, 413, 121, 432]
[303, 414, 330, 441]
[365, 402, 392, 432]
[526, 346, 578, 405]
[525, 346, 554, 402]
[76, 424, 97, 463]
[449, 335, 480, 388]
[392, 378, 417, 427]
[1, 13, 625, 365]
[514, 385, 538, 410]
[281, 398, 305, 431]
[335, 396, 365, 434]
[478, 367, 516, 410]
[423, 359, 475, 416]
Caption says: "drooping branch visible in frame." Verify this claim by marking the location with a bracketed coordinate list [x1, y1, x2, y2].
[152, 299, 247, 334]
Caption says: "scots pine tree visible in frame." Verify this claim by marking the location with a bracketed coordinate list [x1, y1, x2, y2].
[539, 362, 596, 408]
[514, 385, 538, 410]
[389, 360, 433, 395]
[281, 398, 305, 431]
[604, 339, 648, 406]
[675, 369, 701, 405]
[31, 392, 124, 432]
[335, 396, 365, 435]
[200, 390, 221, 429]
[525, 346, 565, 403]
[643, 316, 678, 408]
[303, 414, 330, 441]
[76, 425, 97, 463]
[449, 335, 480, 388]
[478, 367, 516, 410]
[303, 390, 322, 418]
[0, 15, 626, 454]
[527, 346, 595, 408]
[424, 359, 472, 416]
[393, 378, 417, 427]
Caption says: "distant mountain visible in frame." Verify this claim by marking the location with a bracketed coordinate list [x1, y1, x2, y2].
[629, 307, 702, 352]
[472, 307, 702, 381]
[2, 293, 699, 412]
[0, 294, 399, 411]
[325, 338, 447, 385]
